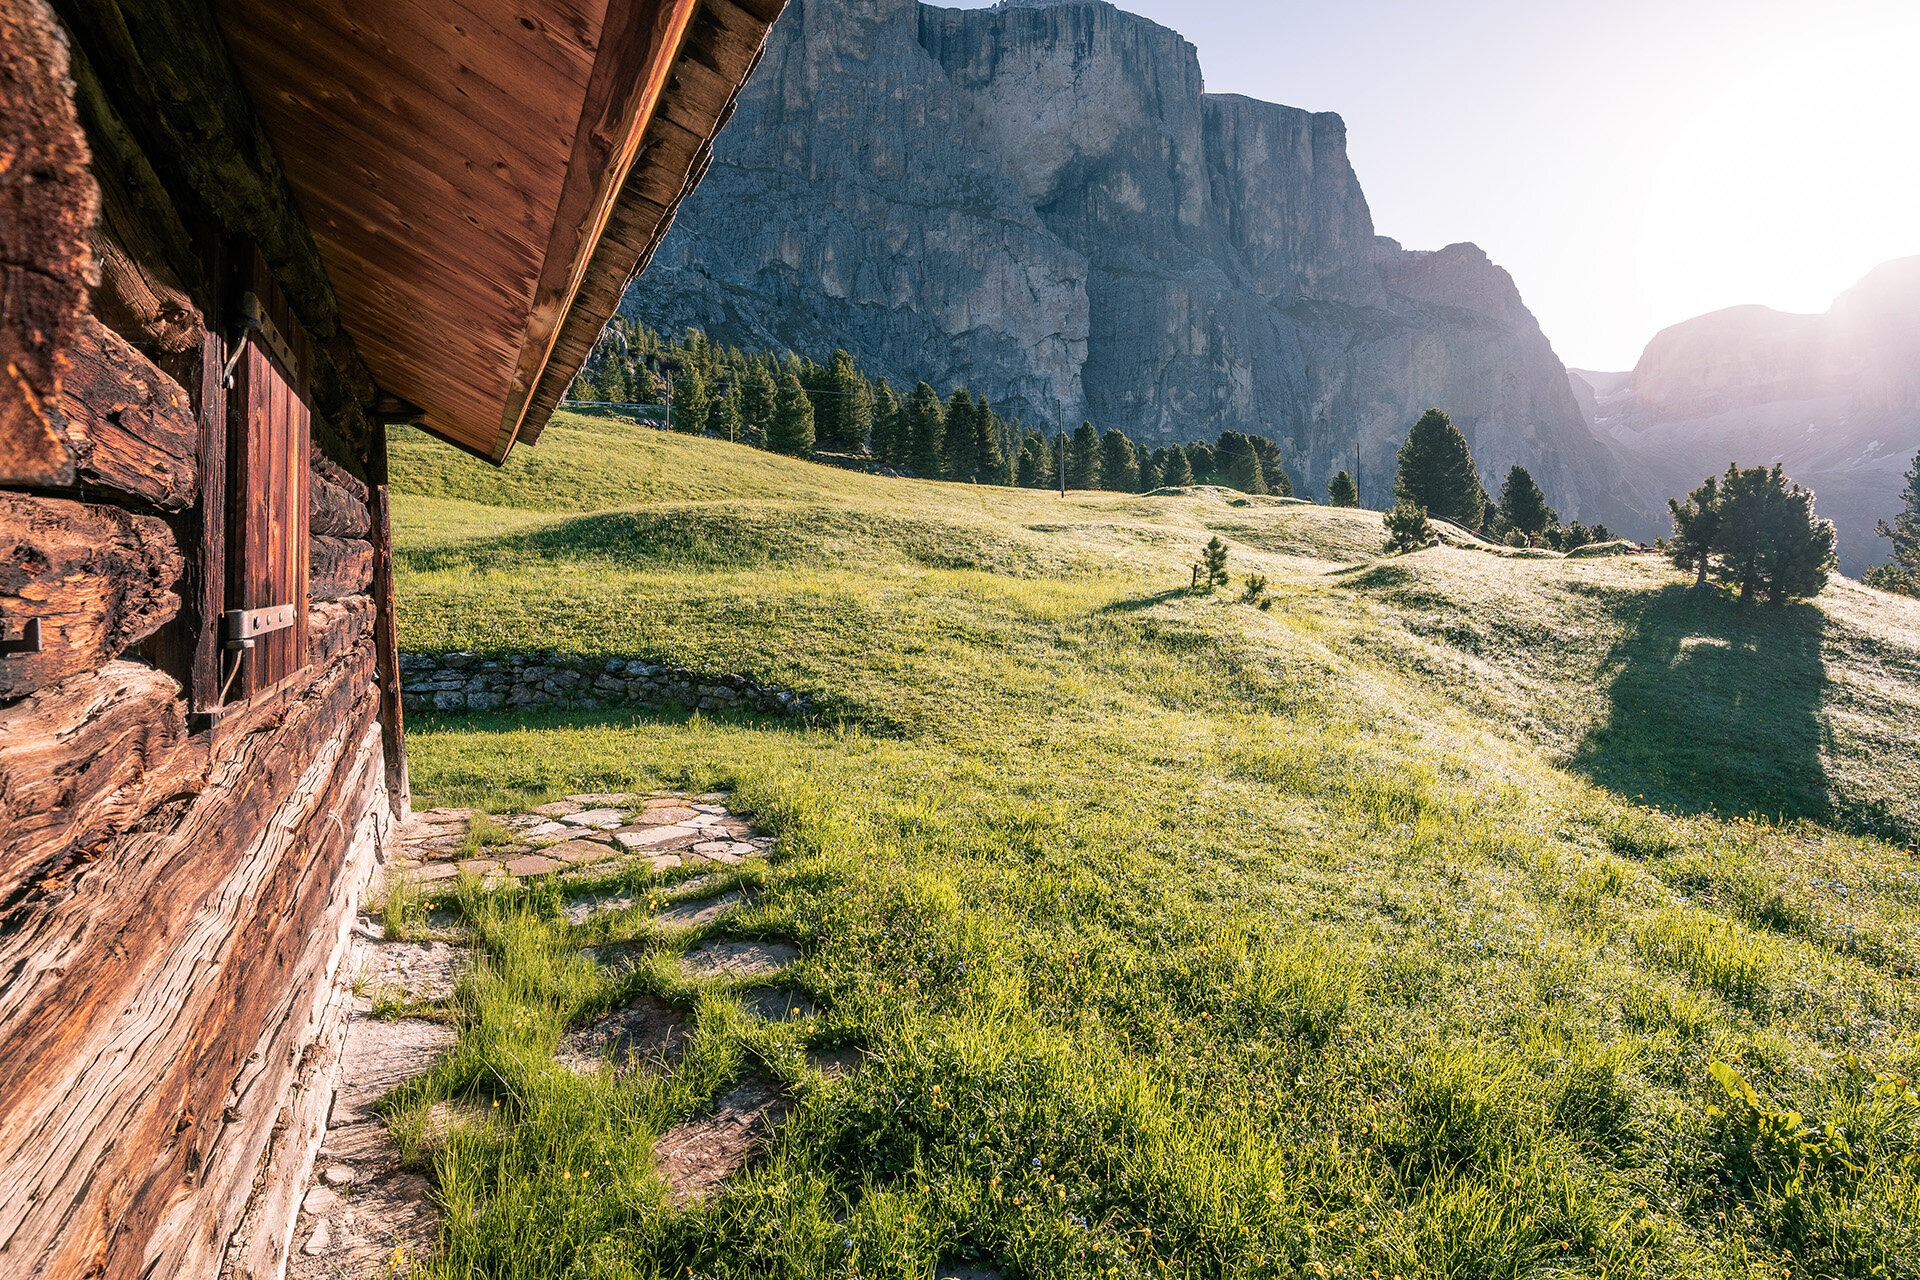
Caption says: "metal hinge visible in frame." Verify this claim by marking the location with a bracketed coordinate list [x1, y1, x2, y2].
[224, 605, 298, 651]
[0, 617, 42, 656]
[239, 291, 299, 379]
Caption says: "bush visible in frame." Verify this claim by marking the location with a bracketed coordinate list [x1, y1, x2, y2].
[1326, 469, 1358, 507]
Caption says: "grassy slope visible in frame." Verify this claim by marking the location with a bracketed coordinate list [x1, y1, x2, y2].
[387, 418, 1920, 1280]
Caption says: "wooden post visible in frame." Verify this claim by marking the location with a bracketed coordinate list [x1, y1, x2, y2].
[189, 326, 229, 715]
[366, 417, 409, 815]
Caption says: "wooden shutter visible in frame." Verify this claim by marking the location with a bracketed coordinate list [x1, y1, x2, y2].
[225, 256, 310, 700]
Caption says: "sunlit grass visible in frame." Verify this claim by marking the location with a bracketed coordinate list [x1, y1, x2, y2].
[388, 416, 1920, 1279]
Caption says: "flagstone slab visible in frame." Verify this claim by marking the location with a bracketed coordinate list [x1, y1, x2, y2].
[682, 940, 798, 979]
[547, 840, 616, 865]
[634, 806, 699, 825]
[560, 808, 627, 828]
[654, 892, 748, 929]
[566, 793, 639, 805]
[615, 825, 700, 849]
[504, 854, 566, 877]
[531, 801, 583, 816]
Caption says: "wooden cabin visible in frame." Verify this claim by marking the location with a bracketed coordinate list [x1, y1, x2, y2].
[0, 0, 783, 1274]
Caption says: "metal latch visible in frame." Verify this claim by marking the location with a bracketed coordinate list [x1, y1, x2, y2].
[225, 605, 297, 651]
[0, 617, 42, 656]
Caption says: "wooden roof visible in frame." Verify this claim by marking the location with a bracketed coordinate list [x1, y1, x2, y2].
[209, 0, 784, 463]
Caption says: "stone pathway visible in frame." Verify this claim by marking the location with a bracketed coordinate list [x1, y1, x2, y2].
[291, 790, 822, 1275]
[387, 792, 771, 887]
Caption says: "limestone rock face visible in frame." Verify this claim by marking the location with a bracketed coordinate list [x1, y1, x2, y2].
[624, 0, 1636, 522]
[1577, 257, 1920, 574]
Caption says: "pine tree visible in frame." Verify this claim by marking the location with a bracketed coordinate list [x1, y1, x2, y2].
[820, 349, 867, 451]
[672, 369, 708, 434]
[1217, 431, 1267, 495]
[1137, 447, 1160, 493]
[1198, 535, 1229, 590]
[768, 372, 815, 457]
[706, 385, 741, 442]
[799, 360, 836, 447]
[1395, 409, 1485, 527]
[973, 399, 1008, 484]
[1155, 446, 1193, 488]
[1867, 450, 1920, 596]
[1248, 435, 1292, 496]
[1185, 441, 1217, 486]
[1668, 474, 1721, 586]
[906, 381, 945, 478]
[1384, 501, 1435, 553]
[1496, 465, 1556, 538]
[1017, 432, 1051, 488]
[1067, 421, 1101, 489]
[870, 380, 902, 463]
[1326, 470, 1359, 507]
[739, 359, 775, 431]
[944, 389, 979, 480]
[1685, 463, 1835, 603]
[1757, 468, 1835, 603]
[1098, 428, 1138, 492]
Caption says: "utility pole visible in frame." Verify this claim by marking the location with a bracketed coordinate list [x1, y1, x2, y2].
[664, 372, 673, 432]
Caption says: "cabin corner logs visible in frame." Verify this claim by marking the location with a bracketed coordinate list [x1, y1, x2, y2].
[0, 1, 400, 1276]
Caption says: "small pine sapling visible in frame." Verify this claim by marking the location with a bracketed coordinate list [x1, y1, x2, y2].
[1384, 501, 1434, 553]
[1194, 535, 1229, 590]
[1241, 573, 1271, 608]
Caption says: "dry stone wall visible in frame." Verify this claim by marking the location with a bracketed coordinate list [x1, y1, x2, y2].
[398, 652, 810, 717]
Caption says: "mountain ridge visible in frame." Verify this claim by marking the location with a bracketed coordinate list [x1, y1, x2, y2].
[1573, 256, 1920, 573]
[621, 0, 1642, 525]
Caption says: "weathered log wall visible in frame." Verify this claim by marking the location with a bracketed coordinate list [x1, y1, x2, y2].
[0, 4, 400, 1277]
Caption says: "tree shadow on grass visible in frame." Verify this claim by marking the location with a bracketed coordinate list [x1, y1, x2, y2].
[1096, 586, 1197, 615]
[1569, 584, 1841, 830]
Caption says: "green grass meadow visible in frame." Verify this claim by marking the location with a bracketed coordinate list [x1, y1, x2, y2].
[385, 417, 1920, 1280]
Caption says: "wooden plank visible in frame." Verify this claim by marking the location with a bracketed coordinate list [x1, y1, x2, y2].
[227, 253, 313, 698]
[0, 640, 378, 1280]
[309, 536, 374, 602]
[514, 1, 787, 448]
[496, 0, 702, 459]
[311, 448, 370, 538]
[307, 596, 372, 669]
[368, 419, 409, 810]
[0, 492, 184, 701]
[53, 314, 199, 509]
[191, 325, 229, 714]
[150, 722, 388, 1280]
[50, 0, 379, 459]
[0, 661, 194, 911]
[63, 28, 211, 368]
[219, 747, 387, 1280]
[0, 0, 92, 487]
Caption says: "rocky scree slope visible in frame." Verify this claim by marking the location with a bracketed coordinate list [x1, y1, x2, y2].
[1573, 256, 1920, 573]
[622, 0, 1639, 525]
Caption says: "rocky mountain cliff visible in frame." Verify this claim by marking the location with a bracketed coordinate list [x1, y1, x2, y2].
[1574, 257, 1920, 574]
[623, 0, 1637, 521]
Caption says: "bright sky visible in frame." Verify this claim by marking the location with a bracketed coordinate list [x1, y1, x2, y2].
[941, 0, 1920, 371]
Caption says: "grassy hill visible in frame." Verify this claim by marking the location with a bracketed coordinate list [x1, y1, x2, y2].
[389, 416, 1920, 1280]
